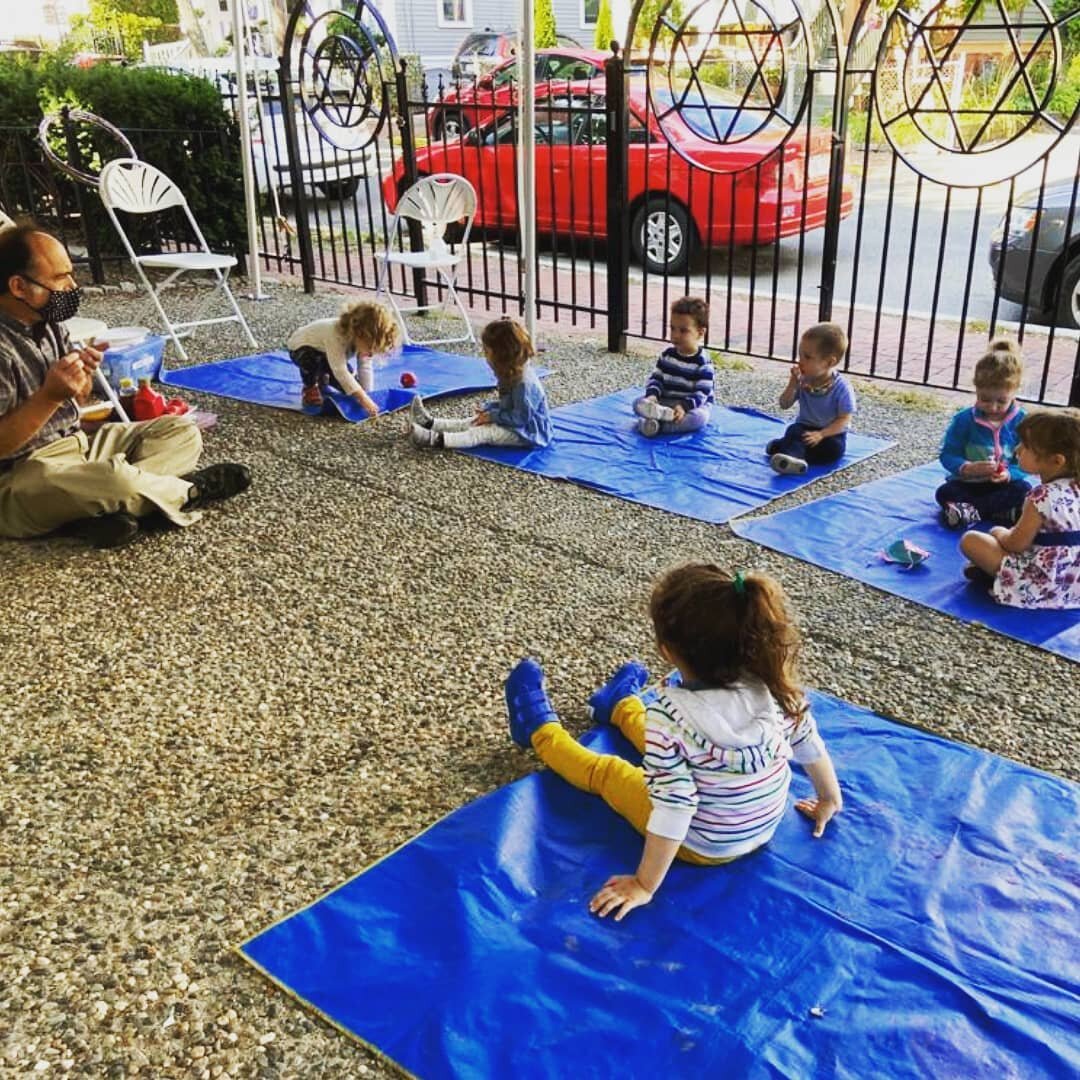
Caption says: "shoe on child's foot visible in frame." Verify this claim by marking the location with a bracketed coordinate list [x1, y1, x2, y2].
[301, 385, 324, 414]
[638, 417, 661, 438]
[409, 421, 441, 448]
[770, 452, 808, 475]
[409, 395, 434, 428]
[943, 501, 981, 529]
[587, 661, 651, 725]
[637, 398, 675, 422]
[65, 511, 140, 550]
[963, 563, 995, 588]
[506, 658, 560, 748]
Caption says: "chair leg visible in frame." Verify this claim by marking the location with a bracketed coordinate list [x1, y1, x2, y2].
[441, 268, 476, 345]
[375, 257, 413, 347]
[217, 268, 258, 348]
[133, 264, 190, 364]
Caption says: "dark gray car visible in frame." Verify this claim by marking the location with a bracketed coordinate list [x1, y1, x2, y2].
[989, 176, 1080, 328]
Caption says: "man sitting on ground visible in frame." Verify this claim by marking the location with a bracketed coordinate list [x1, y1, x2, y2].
[0, 225, 251, 549]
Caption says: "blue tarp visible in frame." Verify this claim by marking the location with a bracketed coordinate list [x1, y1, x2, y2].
[161, 345, 511, 422]
[459, 389, 893, 524]
[730, 462, 1080, 661]
[239, 691, 1080, 1079]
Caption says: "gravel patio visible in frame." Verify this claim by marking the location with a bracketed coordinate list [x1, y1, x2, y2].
[2, 283, 1076, 1078]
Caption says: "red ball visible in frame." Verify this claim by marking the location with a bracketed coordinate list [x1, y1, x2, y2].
[400, 371, 417, 388]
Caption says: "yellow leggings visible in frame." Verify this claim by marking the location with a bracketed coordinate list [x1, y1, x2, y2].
[531, 696, 729, 866]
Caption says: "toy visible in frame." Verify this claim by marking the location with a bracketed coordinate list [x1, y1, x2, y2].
[400, 371, 417, 388]
[164, 397, 190, 416]
[880, 538, 931, 570]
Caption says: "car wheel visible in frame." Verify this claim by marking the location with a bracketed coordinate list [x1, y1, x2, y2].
[435, 111, 468, 140]
[1054, 253, 1080, 330]
[631, 198, 693, 275]
[317, 177, 360, 200]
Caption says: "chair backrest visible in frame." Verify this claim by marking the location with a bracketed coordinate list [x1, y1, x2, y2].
[99, 159, 188, 215]
[396, 174, 477, 229]
[0, 207, 14, 230]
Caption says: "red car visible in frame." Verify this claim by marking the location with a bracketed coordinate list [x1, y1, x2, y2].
[388, 82, 852, 275]
[429, 48, 607, 139]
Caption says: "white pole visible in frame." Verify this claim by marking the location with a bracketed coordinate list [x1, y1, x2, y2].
[231, 0, 266, 300]
[519, 0, 537, 342]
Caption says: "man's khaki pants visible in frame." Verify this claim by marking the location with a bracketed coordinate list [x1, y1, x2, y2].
[0, 416, 203, 539]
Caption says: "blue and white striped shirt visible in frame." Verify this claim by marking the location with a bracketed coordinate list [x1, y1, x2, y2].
[644, 679, 826, 859]
[645, 346, 715, 411]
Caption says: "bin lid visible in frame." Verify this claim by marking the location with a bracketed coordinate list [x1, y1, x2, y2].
[103, 326, 151, 348]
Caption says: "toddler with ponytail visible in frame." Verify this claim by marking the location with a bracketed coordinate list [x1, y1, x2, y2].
[504, 563, 843, 922]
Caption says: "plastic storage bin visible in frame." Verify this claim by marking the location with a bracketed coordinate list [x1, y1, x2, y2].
[101, 334, 166, 393]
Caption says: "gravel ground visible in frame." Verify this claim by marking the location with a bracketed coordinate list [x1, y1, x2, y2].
[2, 281, 1077, 1078]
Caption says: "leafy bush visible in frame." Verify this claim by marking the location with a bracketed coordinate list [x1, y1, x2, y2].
[594, 0, 614, 51]
[0, 55, 244, 262]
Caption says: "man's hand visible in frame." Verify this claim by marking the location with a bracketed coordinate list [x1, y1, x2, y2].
[43, 354, 91, 403]
[802, 429, 825, 447]
[78, 342, 106, 372]
[671, 404, 686, 422]
[795, 796, 841, 838]
[589, 875, 653, 921]
[472, 410, 491, 426]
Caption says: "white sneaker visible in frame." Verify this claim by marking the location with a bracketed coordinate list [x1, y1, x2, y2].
[409, 395, 433, 428]
[637, 398, 676, 422]
[770, 452, 808, 475]
[410, 422, 438, 447]
[638, 417, 661, 438]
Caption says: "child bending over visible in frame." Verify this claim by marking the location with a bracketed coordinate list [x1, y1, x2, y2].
[960, 409, 1080, 609]
[505, 563, 843, 922]
[936, 339, 1029, 528]
[634, 296, 714, 437]
[409, 317, 551, 450]
[287, 301, 400, 416]
[768, 321, 856, 475]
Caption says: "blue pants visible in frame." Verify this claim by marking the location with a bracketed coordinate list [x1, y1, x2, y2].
[934, 477, 1030, 524]
[633, 396, 710, 435]
[766, 423, 846, 465]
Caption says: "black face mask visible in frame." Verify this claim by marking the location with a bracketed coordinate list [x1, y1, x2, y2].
[23, 275, 82, 324]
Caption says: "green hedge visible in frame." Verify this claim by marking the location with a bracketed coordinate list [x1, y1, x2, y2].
[0, 56, 245, 261]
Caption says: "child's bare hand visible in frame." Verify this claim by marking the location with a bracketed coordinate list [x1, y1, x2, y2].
[801, 429, 825, 447]
[788, 363, 801, 383]
[795, 797, 841, 838]
[672, 404, 686, 422]
[472, 411, 491, 426]
[962, 461, 997, 480]
[589, 875, 653, 921]
[352, 392, 379, 417]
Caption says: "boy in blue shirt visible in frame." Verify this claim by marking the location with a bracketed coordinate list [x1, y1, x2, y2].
[768, 322, 856, 475]
[936, 340, 1029, 528]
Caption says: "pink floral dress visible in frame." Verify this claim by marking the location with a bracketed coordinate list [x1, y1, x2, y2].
[993, 478, 1080, 609]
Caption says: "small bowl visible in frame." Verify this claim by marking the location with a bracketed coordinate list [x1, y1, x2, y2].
[80, 402, 114, 423]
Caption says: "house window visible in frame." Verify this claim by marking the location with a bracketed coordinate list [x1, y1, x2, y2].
[438, 0, 471, 27]
[582, 0, 599, 27]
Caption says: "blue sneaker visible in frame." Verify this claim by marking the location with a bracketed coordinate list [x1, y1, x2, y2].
[506, 658, 559, 748]
[587, 661, 651, 725]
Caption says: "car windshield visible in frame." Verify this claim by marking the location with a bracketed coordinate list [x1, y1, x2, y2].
[459, 34, 500, 57]
[652, 86, 762, 140]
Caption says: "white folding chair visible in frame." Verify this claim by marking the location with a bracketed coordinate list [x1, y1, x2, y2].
[375, 173, 477, 347]
[0, 207, 13, 229]
[97, 158, 257, 364]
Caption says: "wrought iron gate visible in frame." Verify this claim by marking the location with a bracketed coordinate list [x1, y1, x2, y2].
[229, 0, 1080, 405]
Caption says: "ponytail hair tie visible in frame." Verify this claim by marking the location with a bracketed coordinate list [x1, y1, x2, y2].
[732, 571, 746, 597]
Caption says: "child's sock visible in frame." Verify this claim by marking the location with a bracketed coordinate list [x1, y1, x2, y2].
[410, 422, 443, 448]
[409, 395, 434, 428]
[638, 417, 661, 438]
[637, 398, 676, 422]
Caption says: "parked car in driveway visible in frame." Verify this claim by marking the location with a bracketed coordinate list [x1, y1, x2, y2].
[451, 29, 582, 80]
[385, 81, 851, 274]
[430, 48, 606, 138]
[990, 177, 1080, 328]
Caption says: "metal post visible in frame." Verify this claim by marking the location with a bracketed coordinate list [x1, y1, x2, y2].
[520, 0, 537, 340]
[231, 0, 267, 298]
[604, 44, 628, 354]
[818, 55, 848, 323]
[394, 58, 428, 308]
[278, 55, 316, 294]
[62, 108, 104, 284]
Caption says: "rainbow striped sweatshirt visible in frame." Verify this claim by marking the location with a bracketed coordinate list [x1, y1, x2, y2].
[644, 679, 826, 859]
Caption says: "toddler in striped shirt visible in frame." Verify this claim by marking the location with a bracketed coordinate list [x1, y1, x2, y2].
[506, 564, 843, 922]
[634, 296, 715, 437]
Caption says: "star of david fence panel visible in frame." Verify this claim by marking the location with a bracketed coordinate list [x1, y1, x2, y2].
[210, 0, 1080, 405]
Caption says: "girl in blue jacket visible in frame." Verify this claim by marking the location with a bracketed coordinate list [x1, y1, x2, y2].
[408, 318, 551, 450]
[936, 340, 1029, 528]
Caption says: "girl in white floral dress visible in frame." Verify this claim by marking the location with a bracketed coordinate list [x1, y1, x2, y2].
[960, 409, 1080, 609]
